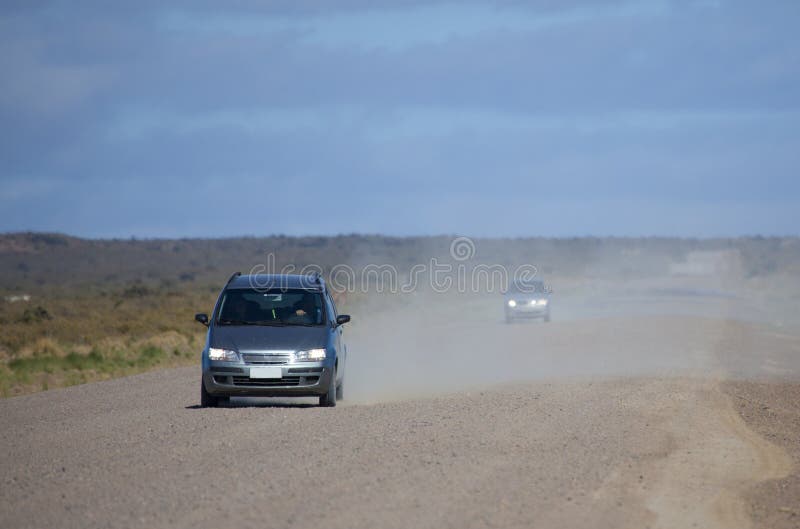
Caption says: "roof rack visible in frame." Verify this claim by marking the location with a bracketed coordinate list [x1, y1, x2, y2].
[225, 272, 241, 285]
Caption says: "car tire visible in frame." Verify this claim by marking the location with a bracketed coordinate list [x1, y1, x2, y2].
[200, 379, 219, 408]
[319, 367, 337, 407]
[505, 313, 513, 324]
[544, 313, 551, 323]
[336, 380, 344, 401]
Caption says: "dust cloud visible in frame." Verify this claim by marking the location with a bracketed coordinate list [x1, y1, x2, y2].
[342, 245, 800, 403]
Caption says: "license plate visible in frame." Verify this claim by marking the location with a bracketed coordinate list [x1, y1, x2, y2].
[249, 366, 283, 379]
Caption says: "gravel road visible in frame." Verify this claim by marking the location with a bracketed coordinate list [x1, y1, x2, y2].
[2, 304, 799, 528]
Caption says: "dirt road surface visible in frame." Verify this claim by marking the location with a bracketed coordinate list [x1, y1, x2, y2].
[2, 292, 799, 528]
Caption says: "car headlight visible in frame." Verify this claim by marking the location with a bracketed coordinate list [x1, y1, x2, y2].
[508, 300, 517, 307]
[539, 299, 549, 306]
[208, 347, 240, 362]
[529, 299, 538, 305]
[293, 348, 327, 362]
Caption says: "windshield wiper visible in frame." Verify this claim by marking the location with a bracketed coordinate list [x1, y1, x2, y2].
[217, 318, 256, 326]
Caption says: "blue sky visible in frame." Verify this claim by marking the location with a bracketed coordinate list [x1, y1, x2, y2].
[1, 0, 798, 238]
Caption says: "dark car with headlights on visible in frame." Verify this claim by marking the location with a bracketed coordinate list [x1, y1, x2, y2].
[194, 273, 351, 407]
[504, 278, 551, 323]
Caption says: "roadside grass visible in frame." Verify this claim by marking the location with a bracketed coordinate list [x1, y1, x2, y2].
[0, 282, 219, 396]
[0, 286, 218, 354]
[7, 345, 180, 376]
[0, 341, 199, 397]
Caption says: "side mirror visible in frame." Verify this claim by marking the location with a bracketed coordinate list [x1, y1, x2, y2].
[336, 314, 351, 326]
[195, 313, 209, 326]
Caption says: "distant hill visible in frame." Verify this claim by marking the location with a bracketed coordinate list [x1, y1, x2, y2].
[1, 232, 798, 293]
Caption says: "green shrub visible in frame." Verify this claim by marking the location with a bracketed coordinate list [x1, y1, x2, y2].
[137, 346, 165, 367]
[19, 306, 52, 324]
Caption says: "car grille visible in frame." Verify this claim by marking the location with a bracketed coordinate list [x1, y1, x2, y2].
[242, 353, 291, 365]
[232, 376, 301, 387]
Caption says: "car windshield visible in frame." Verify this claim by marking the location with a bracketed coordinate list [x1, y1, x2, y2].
[509, 280, 547, 294]
[217, 289, 325, 326]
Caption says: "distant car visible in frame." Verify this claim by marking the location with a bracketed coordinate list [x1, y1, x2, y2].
[194, 273, 350, 407]
[504, 279, 551, 323]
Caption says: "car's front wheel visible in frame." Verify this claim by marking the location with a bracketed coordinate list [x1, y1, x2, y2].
[319, 367, 337, 407]
[200, 379, 219, 407]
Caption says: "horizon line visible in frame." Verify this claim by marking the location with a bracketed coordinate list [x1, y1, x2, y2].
[1, 230, 798, 242]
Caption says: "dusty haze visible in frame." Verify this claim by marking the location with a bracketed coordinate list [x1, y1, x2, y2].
[342, 244, 800, 403]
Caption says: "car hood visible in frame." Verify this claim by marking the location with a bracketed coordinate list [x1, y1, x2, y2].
[210, 325, 329, 353]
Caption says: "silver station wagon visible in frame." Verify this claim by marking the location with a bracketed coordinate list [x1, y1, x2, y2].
[195, 273, 350, 407]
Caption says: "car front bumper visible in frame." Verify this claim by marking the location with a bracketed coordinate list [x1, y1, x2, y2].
[506, 305, 550, 318]
[203, 360, 334, 397]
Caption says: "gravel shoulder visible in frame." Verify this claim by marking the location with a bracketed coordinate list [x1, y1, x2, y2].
[722, 381, 800, 528]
